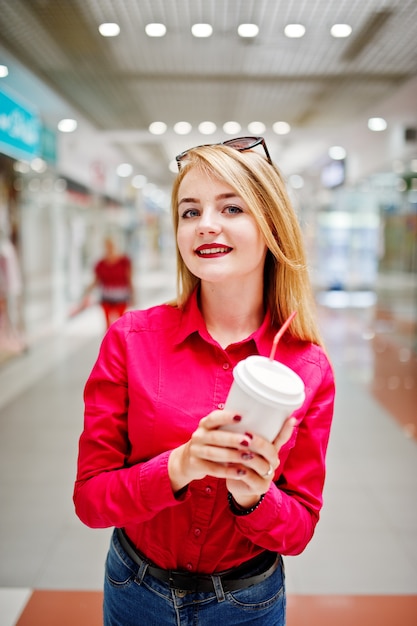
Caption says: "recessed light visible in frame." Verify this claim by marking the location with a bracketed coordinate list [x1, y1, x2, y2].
[237, 24, 259, 38]
[198, 121, 217, 135]
[149, 121, 167, 135]
[328, 146, 346, 160]
[289, 174, 304, 189]
[57, 119, 77, 132]
[284, 24, 306, 38]
[368, 117, 387, 131]
[223, 121, 242, 135]
[273, 121, 291, 135]
[145, 23, 167, 37]
[330, 24, 352, 38]
[98, 23, 120, 37]
[248, 121, 266, 134]
[191, 23, 213, 38]
[117, 163, 133, 177]
[174, 121, 192, 135]
[0, 64, 9, 78]
[132, 175, 147, 189]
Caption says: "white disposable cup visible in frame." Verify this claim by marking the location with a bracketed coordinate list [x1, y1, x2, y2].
[222, 355, 305, 441]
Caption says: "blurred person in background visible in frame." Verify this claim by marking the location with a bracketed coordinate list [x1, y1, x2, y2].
[82, 236, 134, 329]
[74, 137, 335, 626]
[0, 227, 25, 357]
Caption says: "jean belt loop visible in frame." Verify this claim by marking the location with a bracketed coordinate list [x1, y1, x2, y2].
[135, 558, 149, 585]
[210, 574, 226, 602]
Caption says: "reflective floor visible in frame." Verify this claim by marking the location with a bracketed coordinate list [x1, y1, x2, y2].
[0, 264, 416, 625]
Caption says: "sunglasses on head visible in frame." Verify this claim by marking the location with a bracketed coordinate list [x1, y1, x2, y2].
[175, 136, 272, 170]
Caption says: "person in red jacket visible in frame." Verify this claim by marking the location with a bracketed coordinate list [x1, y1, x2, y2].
[84, 237, 133, 329]
[74, 137, 335, 626]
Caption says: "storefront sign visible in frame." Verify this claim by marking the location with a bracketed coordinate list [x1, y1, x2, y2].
[0, 86, 41, 161]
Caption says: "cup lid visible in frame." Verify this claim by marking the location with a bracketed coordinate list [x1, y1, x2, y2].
[235, 355, 305, 406]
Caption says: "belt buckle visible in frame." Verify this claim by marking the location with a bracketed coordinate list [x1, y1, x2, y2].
[168, 570, 199, 592]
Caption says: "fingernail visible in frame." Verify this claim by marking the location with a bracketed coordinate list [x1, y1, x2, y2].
[240, 439, 249, 447]
[233, 415, 242, 422]
[244, 432, 253, 439]
[241, 452, 254, 460]
[237, 469, 246, 476]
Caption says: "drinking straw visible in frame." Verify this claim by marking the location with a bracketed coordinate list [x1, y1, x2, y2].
[269, 311, 297, 361]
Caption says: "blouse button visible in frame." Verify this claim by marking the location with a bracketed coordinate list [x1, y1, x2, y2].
[194, 528, 201, 537]
[205, 486, 212, 495]
[222, 363, 230, 370]
[217, 403, 225, 410]
[186, 563, 193, 571]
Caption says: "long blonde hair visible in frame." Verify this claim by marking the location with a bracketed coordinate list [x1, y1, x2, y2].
[171, 144, 323, 346]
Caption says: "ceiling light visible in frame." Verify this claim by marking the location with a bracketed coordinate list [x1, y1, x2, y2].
[289, 174, 304, 189]
[223, 121, 242, 135]
[149, 121, 167, 135]
[0, 64, 9, 78]
[98, 23, 120, 37]
[191, 23, 213, 38]
[57, 118, 77, 132]
[248, 121, 266, 134]
[132, 174, 147, 189]
[284, 24, 306, 38]
[174, 121, 192, 135]
[169, 160, 178, 174]
[145, 23, 167, 37]
[31, 158, 47, 173]
[237, 24, 259, 38]
[368, 117, 387, 131]
[198, 121, 217, 135]
[273, 121, 291, 135]
[13, 161, 30, 173]
[117, 163, 133, 177]
[330, 24, 352, 38]
[328, 146, 346, 160]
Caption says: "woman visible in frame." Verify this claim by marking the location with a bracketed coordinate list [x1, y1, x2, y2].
[83, 237, 133, 329]
[74, 137, 335, 625]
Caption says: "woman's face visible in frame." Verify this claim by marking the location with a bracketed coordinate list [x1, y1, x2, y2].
[176, 168, 267, 287]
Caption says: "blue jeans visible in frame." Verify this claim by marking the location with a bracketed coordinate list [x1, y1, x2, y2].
[103, 529, 286, 625]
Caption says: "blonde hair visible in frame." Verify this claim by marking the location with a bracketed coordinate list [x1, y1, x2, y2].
[171, 145, 323, 346]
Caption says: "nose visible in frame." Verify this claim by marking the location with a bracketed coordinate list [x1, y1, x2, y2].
[196, 208, 221, 236]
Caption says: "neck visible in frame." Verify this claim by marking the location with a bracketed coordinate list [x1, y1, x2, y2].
[199, 281, 265, 348]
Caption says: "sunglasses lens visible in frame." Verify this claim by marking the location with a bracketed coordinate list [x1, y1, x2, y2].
[224, 137, 259, 151]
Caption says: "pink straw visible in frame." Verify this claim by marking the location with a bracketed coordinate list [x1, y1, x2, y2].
[269, 311, 297, 361]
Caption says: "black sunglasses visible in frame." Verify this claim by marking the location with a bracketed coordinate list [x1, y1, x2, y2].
[175, 136, 272, 170]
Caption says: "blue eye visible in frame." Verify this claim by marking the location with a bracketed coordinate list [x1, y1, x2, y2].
[225, 205, 243, 214]
[181, 209, 200, 218]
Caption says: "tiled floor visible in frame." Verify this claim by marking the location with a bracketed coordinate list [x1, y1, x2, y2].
[0, 267, 416, 625]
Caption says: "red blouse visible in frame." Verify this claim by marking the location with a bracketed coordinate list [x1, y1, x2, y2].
[74, 289, 335, 574]
[94, 255, 131, 303]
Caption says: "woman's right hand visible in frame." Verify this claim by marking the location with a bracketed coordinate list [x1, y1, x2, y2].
[168, 409, 254, 494]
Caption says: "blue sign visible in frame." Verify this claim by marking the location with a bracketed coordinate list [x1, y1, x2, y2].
[0, 86, 41, 160]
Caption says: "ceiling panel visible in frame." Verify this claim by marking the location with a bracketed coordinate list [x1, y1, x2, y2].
[0, 0, 416, 185]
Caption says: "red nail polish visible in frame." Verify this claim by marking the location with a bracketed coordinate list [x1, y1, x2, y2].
[237, 468, 246, 476]
[240, 440, 249, 447]
[241, 452, 254, 460]
[233, 415, 242, 422]
[245, 432, 253, 439]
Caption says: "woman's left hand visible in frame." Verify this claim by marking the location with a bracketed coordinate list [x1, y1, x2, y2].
[226, 416, 296, 510]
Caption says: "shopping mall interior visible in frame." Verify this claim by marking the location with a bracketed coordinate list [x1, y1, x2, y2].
[0, 1, 416, 624]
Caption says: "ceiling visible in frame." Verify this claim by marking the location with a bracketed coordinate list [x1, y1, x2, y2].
[0, 0, 416, 188]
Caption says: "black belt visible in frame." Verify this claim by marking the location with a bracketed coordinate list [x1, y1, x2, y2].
[116, 528, 279, 593]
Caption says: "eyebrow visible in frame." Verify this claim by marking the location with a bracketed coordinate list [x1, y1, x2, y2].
[178, 192, 239, 207]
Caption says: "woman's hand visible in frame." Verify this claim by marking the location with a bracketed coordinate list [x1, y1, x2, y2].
[226, 416, 296, 510]
[168, 409, 296, 501]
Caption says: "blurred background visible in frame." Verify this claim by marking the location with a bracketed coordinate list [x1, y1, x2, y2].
[0, 1, 416, 624]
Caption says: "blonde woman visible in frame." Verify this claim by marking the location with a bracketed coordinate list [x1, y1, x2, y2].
[74, 137, 335, 626]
